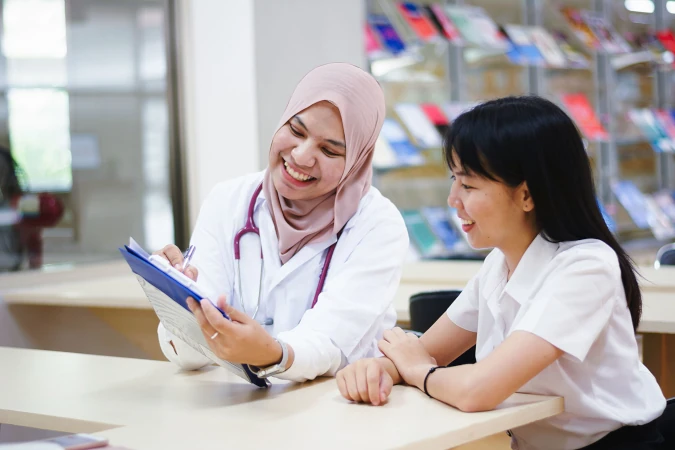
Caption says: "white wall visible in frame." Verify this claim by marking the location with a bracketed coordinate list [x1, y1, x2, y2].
[178, 0, 366, 227]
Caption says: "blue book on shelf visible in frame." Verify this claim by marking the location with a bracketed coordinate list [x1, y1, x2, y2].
[380, 119, 425, 166]
[368, 15, 406, 55]
[611, 181, 651, 229]
[421, 207, 461, 251]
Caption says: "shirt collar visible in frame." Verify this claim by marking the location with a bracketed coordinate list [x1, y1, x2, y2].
[503, 233, 560, 304]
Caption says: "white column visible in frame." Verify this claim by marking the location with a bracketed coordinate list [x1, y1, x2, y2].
[177, 0, 365, 228]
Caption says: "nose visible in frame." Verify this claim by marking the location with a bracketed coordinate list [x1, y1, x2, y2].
[447, 179, 461, 208]
[291, 140, 316, 168]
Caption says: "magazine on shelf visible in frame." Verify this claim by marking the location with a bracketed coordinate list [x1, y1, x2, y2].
[628, 109, 674, 153]
[551, 30, 590, 68]
[528, 27, 568, 67]
[379, 118, 425, 166]
[653, 190, 675, 224]
[560, 7, 600, 51]
[421, 207, 463, 252]
[394, 103, 443, 149]
[396, 2, 441, 43]
[611, 181, 653, 230]
[441, 5, 510, 50]
[502, 24, 546, 66]
[401, 210, 447, 258]
[426, 3, 462, 43]
[581, 10, 631, 54]
[560, 93, 609, 141]
[365, 24, 387, 59]
[368, 15, 406, 55]
[644, 196, 675, 240]
[420, 103, 450, 135]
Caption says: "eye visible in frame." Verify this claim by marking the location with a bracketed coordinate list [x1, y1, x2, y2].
[462, 184, 472, 190]
[321, 147, 340, 158]
[289, 124, 303, 137]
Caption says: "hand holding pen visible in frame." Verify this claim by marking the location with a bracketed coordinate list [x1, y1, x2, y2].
[154, 244, 199, 281]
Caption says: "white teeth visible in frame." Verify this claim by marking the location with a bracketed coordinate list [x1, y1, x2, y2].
[284, 161, 312, 182]
[461, 219, 475, 225]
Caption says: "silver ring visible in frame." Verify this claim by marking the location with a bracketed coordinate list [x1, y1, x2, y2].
[210, 332, 219, 340]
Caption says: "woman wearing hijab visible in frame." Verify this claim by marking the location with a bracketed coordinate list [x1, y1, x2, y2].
[155, 63, 409, 382]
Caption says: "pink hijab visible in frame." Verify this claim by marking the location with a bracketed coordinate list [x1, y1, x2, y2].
[262, 63, 385, 264]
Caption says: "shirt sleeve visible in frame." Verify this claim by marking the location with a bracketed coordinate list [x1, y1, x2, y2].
[275, 219, 409, 382]
[446, 268, 482, 333]
[512, 247, 619, 363]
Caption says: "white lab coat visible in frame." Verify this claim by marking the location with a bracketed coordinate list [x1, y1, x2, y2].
[158, 170, 409, 381]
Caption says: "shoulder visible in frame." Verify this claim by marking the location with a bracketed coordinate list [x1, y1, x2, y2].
[346, 185, 407, 238]
[203, 171, 265, 209]
[551, 239, 621, 280]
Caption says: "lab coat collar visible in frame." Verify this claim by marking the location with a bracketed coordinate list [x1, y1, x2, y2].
[503, 233, 559, 304]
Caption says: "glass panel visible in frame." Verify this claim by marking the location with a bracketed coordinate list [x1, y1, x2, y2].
[0, 0, 179, 272]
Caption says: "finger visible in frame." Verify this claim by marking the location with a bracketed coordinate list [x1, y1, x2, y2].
[378, 339, 392, 356]
[366, 362, 381, 406]
[382, 329, 395, 343]
[201, 299, 236, 334]
[222, 301, 252, 324]
[346, 371, 363, 403]
[392, 327, 408, 339]
[380, 372, 394, 404]
[188, 298, 218, 337]
[336, 371, 350, 401]
[185, 265, 199, 281]
[160, 244, 184, 268]
[356, 364, 370, 404]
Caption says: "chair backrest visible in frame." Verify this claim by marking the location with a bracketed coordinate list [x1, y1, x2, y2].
[408, 290, 476, 367]
[659, 397, 675, 446]
[655, 243, 675, 268]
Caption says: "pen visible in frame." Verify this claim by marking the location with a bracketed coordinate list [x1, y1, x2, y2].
[182, 245, 196, 271]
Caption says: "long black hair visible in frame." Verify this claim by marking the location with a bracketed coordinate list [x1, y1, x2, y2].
[444, 96, 642, 330]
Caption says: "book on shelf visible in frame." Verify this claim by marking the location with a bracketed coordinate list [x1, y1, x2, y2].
[655, 29, 675, 55]
[597, 200, 617, 234]
[421, 103, 450, 136]
[528, 27, 568, 67]
[560, 93, 609, 141]
[551, 30, 590, 68]
[653, 190, 675, 224]
[368, 15, 407, 55]
[612, 180, 654, 230]
[501, 24, 546, 66]
[628, 109, 674, 153]
[401, 209, 447, 258]
[580, 10, 631, 54]
[441, 5, 510, 50]
[560, 7, 600, 51]
[378, 118, 425, 167]
[396, 2, 441, 43]
[394, 103, 443, 149]
[421, 206, 466, 253]
[426, 3, 462, 43]
[644, 195, 675, 241]
[365, 24, 388, 59]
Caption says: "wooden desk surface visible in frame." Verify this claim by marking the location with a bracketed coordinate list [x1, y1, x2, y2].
[2, 261, 674, 332]
[0, 347, 563, 450]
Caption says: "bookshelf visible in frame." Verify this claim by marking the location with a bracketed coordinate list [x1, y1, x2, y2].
[366, 0, 675, 263]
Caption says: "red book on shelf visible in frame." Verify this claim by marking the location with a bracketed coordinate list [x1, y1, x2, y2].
[421, 103, 449, 126]
[656, 29, 675, 54]
[365, 23, 383, 55]
[396, 2, 440, 42]
[427, 4, 462, 42]
[561, 93, 609, 141]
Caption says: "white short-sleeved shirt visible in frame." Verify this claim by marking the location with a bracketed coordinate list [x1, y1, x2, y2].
[447, 234, 666, 450]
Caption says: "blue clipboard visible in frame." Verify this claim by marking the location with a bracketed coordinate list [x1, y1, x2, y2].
[119, 245, 269, 388]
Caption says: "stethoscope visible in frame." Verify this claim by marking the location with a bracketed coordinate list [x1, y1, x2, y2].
[233, 183, 339, 326]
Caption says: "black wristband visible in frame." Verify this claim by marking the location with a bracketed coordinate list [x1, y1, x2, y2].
[423, 365, 442, 398]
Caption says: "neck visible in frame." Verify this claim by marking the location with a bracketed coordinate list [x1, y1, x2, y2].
[501, 227, 539, 280]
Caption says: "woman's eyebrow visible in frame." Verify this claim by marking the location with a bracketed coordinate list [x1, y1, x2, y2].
[293, 116, 346, 149]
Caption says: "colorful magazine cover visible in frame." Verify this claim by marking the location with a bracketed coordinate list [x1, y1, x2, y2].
[528, 27, 568, 67]
[396, 2, 440, 43]
[551, 30, 589, 68]
[368, 14, 406, 55]
[421, 103, 450, 135]
[560, 7, 600, 50]
[421, 207, 462, 252]
[611, 180, 652, 230]
[426, 3, 462, 43]
[395, 103, 443, 149]
[581, 10, 631, 54]
[379, 118, 425, 166]
[561, 93, 609, 141]
[401, 210, 447, 258]
[502, 24, 546, 66]
[442, 5, 510, 50]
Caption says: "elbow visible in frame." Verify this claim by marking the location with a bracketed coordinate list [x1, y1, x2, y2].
[453, 379, 501, 413]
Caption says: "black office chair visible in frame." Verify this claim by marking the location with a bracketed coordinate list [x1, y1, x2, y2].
[408, 290, 476, 367]
[654, 243, 675, 269]
[658, 397, 675, 447]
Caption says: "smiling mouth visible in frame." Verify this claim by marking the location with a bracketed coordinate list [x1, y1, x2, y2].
[283, 161, 316, 182]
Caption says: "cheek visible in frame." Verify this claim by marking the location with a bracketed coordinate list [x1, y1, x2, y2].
[319, 158, 345, 184]
[270, 131, 294, 157]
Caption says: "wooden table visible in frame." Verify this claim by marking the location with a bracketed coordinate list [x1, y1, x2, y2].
[2, 261, 674, 395]
[0, 347, 563, 450]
